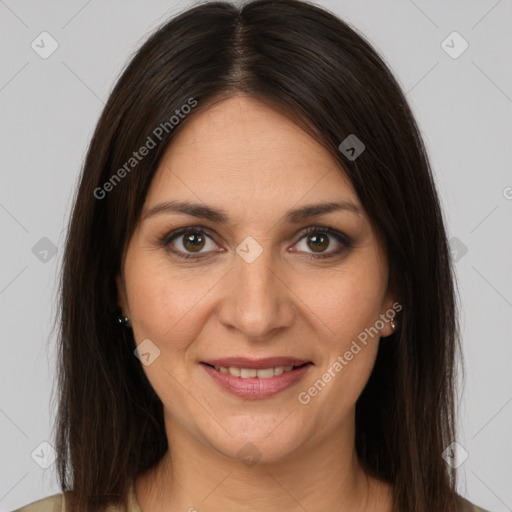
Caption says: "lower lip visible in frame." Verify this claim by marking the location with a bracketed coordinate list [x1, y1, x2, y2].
[201, 363, 313, 399]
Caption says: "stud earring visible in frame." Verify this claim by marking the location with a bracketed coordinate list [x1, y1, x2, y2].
[117, 316, 131, 328]
[390, 319, 397, 333]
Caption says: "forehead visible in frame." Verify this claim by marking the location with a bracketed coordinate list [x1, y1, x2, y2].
[145, 95, 360, 213]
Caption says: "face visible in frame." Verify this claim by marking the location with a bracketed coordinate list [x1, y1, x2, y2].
[117, 95, 396, 463]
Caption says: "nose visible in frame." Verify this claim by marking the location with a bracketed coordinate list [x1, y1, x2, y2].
[217, 240, 296, 341]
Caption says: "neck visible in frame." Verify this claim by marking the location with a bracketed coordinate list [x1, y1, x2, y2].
[135, 409, 392, 512]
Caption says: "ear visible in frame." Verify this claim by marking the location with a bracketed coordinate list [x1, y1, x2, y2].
[116, 273, 129, 317]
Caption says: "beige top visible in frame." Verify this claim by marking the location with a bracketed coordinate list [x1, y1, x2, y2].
[11, 483, 141, 512]
[11, 483, 491, 512]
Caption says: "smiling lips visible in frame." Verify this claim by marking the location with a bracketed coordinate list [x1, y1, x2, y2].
[201, 357, 313, 399]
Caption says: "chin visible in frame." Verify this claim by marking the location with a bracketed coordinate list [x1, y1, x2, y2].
[197, 415, 308, 465]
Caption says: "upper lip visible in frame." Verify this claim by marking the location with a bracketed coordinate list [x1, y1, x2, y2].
[201, 357, 311, 369]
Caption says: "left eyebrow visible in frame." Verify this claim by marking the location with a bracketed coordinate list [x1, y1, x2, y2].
[142, 200, 363, 224]
[286, 201, 363, 222]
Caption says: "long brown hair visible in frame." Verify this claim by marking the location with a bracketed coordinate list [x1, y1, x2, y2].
[55, 1, 464, 510]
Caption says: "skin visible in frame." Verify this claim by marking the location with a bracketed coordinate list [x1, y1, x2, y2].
[117, 95, 396, 512]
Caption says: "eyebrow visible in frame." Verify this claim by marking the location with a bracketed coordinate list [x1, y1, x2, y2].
[142, 200, 362, 224]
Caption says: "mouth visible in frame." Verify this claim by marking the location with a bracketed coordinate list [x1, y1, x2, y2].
[200, 357, 313, 399]
[202, 361, 310, 378]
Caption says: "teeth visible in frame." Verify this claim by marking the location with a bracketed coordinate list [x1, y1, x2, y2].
[214, 365, 300, 378]
[256, 368, 274, 378]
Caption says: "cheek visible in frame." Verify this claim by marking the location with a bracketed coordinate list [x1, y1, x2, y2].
[124, 249, 225, 360]
[123, 258, 212, 408]
[297, 288, 382, 435]
[293, 262, 386, 419]
[297, 263, 387, 348]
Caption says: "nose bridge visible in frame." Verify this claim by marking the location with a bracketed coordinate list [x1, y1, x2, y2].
[221, 236, 294, 339]
[236, 240, 275, 302]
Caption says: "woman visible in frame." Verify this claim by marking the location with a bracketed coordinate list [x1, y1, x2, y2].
[13, 0, 491, 511]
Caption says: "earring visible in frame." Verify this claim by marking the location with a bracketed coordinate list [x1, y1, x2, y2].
[390, 319, 397, 333]
[117, 315, 131, 328]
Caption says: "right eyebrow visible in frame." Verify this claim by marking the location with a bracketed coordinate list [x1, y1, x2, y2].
[142, 199, 363, 224]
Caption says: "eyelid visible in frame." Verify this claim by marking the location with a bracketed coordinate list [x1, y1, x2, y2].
[160, 224, 353, 259]
[296, 224, 352, 247]
[160, 226, 221, 256]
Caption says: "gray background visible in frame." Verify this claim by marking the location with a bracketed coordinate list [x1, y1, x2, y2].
[1, 0, 511, 510]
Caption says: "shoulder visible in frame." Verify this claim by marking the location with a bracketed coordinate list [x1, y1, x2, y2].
[470, 502, 492, 512]
[10, 493, 64, 512]
[10, 489, 136, 512]
[458, 494, 492, 512]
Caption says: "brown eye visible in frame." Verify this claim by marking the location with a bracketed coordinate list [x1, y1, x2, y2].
[164, 228, 219, 258]
[306, 233, 330, 252]
[162, 225, 352, 261]
[293, 226, 352, 259]
[182, 231, 206, 252]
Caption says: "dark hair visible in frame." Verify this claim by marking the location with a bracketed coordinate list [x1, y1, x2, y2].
[55, 0, 464, 510]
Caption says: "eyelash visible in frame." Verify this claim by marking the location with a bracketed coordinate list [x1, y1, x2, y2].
[159, 225, 353, 261]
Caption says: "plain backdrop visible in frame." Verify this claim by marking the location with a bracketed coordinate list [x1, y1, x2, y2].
[1, 1, 511, 510]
